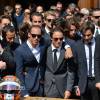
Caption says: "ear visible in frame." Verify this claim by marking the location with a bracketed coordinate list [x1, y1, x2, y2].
[44, 19, 47, 24]
[51, 38, 52, 41]
[28, 33, 31, 38]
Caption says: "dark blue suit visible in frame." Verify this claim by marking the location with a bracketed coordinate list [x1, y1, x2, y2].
[15, 42, 46, 96]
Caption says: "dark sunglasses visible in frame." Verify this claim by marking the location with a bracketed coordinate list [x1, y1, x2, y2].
[47, 19, 54, 22]
[33, 21, 42, 23]
[25, 12, 30, 14]
[94, 16, 100, 19]
[31, 34, 41, 38]
[70, 29, 76, 31]
[53, 37, 63, 41]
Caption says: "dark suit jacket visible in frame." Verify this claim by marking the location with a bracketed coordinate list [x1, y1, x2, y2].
[94, 35, 100, 83]
[15, 42, 47, 96]
[44, 45, 75, 97]
[75, 37, 99, 94]
[65, 38, 79, 89]
[0, 41, 19, 77]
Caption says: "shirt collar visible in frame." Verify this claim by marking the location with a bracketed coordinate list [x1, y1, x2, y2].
[45, 26, 50, 34]
[51, 44, 61, 52]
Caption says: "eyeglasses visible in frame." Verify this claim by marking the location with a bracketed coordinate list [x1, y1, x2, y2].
[24, 12, 30, 14]
[31, 34, 41, 39]
[46, 19, 54, 22]
[53, 37, 63, 41]
[33, 21, 42, 23]
[94, 16, 100, 19]
[70, 29, 76, 31]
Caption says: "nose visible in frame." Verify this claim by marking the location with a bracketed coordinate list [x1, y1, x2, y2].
[10, 38, 14, 43]
[84, 36, 88, 40]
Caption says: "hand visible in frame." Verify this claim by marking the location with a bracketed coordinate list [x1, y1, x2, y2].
[23, 96, 31, 100]
[64, 90, 71, 99]
[65, 47, 73, 59]
[0, 61, 6, 69]
[76, 86, 80, 96]
[96, 82, 100, 90]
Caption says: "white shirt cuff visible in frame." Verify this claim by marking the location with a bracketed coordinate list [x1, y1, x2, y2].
[65, 45, 70, 49]
[24, 94, 29, 97]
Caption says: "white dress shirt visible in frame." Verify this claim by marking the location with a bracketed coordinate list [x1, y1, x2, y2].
[84, 38, 95, 76]
[51, 44, 61, 62]
[45, 26, 50, 35]
[24, 41, 40, 97]
[27, 40, 40, 63]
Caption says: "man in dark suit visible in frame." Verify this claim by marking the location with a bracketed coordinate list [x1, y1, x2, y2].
[15, 25, 47, 97]
[75, 21, 100, 100]
[44, 28, 75, 99]
[0, 25, 19, 77]
[0, 44, 6, 73]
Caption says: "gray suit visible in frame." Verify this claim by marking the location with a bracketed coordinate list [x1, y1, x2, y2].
[44, 46, 75, 98]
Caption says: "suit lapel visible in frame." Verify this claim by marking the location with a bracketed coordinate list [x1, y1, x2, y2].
[57, 48, 65, 69]
[80, 41, 87, 60]
[47, 46, 54, 72]
[79, 41, 88, 74]
[24, 42, 38, 63]
[39, 45, 45, 63]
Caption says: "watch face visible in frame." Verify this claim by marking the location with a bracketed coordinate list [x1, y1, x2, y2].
[4, 93, 14, 100]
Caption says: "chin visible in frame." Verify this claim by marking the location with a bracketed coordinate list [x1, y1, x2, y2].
[55, 45, 60, 48]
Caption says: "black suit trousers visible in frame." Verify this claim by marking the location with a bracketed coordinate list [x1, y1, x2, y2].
[81, 78, 100, 100]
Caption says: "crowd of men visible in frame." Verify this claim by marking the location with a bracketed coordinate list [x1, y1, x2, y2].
[0, 1, 100, 100]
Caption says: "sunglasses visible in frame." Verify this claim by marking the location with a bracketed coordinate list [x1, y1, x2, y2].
[33, 21, 42, 23]
[47, 19, 54, 22]
[70, 29, 76, 31]
[94, 16, 100, 19]
[53, 37, 63, 41]
[31, 34, 41, 39]
[25, 12, 30, 14]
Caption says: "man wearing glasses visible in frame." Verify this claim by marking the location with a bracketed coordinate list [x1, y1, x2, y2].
[44, 28, 75, 99]
[43, 10, 56, 46]
[15, 25, 47, 98]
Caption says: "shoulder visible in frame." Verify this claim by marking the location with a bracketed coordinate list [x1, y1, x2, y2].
[75, 39, 82, 46]
[15, 42, 27, 53]
[96, 35, 100, 41]
[47, 45, 52, 52]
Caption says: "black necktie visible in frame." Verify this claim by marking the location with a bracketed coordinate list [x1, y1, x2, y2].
[88, 43, 92, 77]
[53, 49, 58, 70]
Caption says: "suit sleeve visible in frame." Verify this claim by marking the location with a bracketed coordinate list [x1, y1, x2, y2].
[95, 36, 100, 83]
[66, 58, 75, 91]
[1, 48, 15, 68]
[15, 49, 29, 96]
